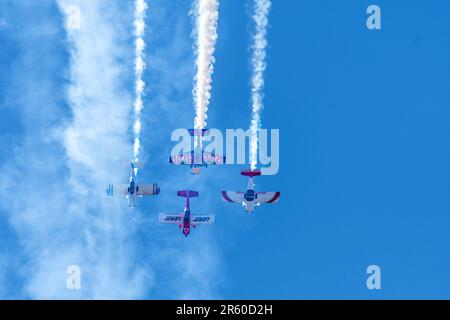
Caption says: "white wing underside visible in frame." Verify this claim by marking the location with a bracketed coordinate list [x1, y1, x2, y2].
[191, 214, 215, 225]
[222, 191, 280, 204]
[114, 184, 129, 196]
[159, 213, 183, 224]
[159, 213, 215, 225]
[221, 191, 245, 203]
[110, 184, 158, 196]
[255, 192, 280, 204]
[136, 184, 159, 196]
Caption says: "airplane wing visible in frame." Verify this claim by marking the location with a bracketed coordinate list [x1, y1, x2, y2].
[191, 214, 215, 225]
[202, 152, 225, 165]
[255, 192, 281, 204]
[106, 184, 129, 197]
[221, 191, 245, 203]
[159, 213, 183, 224]
[170, 151, 225, 166]
[169, 151, 194, 165]
[136, 184, 160, 196]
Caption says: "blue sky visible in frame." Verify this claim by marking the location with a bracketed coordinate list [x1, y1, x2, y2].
[1, 0, 450, 299]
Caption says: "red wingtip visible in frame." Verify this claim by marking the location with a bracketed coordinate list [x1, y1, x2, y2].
[221, 191, 234, 203]
[267, 192, 281, 203]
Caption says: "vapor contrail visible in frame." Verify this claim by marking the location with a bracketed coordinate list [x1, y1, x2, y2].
[193, 0, 219, 131]
[249, 0, 271, 170]
[133, 0, 148, 162]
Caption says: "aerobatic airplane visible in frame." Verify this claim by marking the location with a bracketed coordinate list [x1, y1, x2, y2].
[221, 169, 280, 213]
[169, 129, 226, 175]
[106, 161, 160, 207]
[159, 190, 215, 237]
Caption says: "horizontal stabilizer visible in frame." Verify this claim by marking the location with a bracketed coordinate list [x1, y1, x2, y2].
[188, 128, 210, 136]
[177, 190, 199, 198]
[106, 184, 114, 197]
[241, 169, 261, 177]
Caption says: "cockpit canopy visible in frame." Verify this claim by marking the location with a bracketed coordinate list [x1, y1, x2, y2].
[183, 211, 190, 223]
[244, 190, 256, 201]
[128, 181, 136, 195]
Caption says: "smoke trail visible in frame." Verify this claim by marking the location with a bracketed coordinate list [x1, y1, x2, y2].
[133, 0, 148, 162]
[0, 0, 153, 298]
[193, 0, 219, 131]
[249, 0, 271, 170]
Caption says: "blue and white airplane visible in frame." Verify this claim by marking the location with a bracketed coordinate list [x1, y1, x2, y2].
[169, 129, 226, 175]
[221, 169, 280, 213]
[106, 161, 160, 207]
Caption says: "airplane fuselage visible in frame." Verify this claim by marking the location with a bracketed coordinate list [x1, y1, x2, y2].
[127, 166, 139, 207]
[243, 177, 256, 213]
[128, 180, 136, 195]
[244, 200, 255, 213]
[190, 144, 209, 174]
[182, 197, 191, 237]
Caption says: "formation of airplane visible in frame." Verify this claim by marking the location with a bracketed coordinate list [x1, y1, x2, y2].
[106, 161, 160, 207]
[106, 129, 280, 237]
[169, 129, 226, 175]
[221, 169, 280, 213]
[159, 190, 215, 237]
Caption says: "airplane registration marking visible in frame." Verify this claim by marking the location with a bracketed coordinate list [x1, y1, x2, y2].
[165, 216, 182, 222]
[193, 217, 210, 222]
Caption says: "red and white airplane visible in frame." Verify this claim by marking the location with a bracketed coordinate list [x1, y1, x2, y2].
[221, 169, 280, 213]
[169, 129, 226, 175]
[159, 190, 215, 237]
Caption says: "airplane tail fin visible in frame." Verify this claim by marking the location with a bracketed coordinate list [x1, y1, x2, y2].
[106, 184, 114, 197]
[241, 169, 261, 177]
[177, 190, 199, 198]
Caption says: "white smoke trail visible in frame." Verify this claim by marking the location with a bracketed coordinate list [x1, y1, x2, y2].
[193, 0, 219, 131]
[249, 0, 271, 170]
[133, 0, 148, 162]
[0, 0, 153, 299]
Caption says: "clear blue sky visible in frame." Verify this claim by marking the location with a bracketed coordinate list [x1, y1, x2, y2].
[1, 0, 450, 299]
